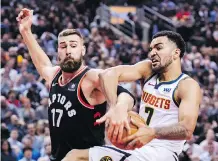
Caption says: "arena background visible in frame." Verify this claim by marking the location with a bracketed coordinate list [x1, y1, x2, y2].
[1, 0, 218, 161]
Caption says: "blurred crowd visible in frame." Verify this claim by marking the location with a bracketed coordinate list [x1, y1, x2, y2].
[1, 0, 218, 161]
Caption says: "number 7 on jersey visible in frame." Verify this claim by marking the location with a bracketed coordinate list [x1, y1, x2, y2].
[145, 107, 154, 125]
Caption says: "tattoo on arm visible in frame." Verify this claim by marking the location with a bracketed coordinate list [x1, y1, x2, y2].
[154, 124, 191, 140]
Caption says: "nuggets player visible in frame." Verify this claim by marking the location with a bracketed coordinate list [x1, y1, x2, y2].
[17, 8, 135, 161]
[62, 31, 202, 161]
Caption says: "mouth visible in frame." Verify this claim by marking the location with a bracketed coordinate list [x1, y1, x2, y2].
[151, 59, 159, 63]
[151, 59, 160, 67]
[64, 58, 74, 63]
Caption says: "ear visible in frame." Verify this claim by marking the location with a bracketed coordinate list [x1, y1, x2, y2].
[173, 49, 180, 60]
[82, 45, 86, 56]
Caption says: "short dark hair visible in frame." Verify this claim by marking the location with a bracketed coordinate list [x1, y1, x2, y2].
[23, 147, 33, 153]
[58, 29, 83, 40]
[152, 31, 186, 58]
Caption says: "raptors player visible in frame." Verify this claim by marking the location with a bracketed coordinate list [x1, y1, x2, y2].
[17, 8, 135, 161]
[62, 31, 202, 161]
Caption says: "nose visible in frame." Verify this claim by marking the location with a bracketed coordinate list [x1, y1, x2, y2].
[149, 49, 157, 58]
[66, 45, 71, 56]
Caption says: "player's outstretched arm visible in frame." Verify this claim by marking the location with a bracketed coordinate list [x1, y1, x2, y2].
[17, 8, 58, 82]
[153, 78, 202, 140]
[99, 60, 152, 107]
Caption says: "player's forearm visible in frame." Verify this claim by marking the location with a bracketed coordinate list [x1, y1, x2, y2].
[153, 123, 193, 140]
[99, 69, 119, 106]
[117, 93, 134, 111]
[20, 30, 52, 72]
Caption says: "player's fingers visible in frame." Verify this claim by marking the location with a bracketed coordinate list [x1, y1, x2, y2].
[105, 118, 110, 128]
[117, 123, 124, 143]
[22, 8, 31, 13]
[17, 13, 22, 20]
[22, 8, 32, 17]
[16, 17, 20, 22]
[111, 123, 120, 143]
[19, 11, 24, 17]
[121, 133, 136, 144]
[96, 114, 107, 123]
[125, 139, 137, 150]
[124, 120, 131, 135]
[107, 122, 115, 141]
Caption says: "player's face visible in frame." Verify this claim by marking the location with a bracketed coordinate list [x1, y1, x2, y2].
[148, 36, 177, 72]
[58, 35, 85, 73]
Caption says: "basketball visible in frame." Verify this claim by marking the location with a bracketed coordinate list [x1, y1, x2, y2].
[111, 111, 146, 149]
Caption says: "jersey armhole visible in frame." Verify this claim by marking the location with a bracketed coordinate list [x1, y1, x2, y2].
[172, 86, 180, 108]
[172, 75, 190, 108]
[77, 74, 95, 109]
[48, 67, 61, 92]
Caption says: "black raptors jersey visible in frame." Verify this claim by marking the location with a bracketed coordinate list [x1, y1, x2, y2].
[48, 66, 107, 161]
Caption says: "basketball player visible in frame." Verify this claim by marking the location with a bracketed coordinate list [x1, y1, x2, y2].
[16, 8, 135, 161]
[62, 31, 202, 161]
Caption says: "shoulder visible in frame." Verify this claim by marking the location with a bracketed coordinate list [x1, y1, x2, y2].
[178, 77, 200, 90]
[177, 76, 201, 99]
[46, 66, 61, 83]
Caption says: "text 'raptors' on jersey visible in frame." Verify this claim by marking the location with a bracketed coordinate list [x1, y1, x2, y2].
[48, 66, 107, 161]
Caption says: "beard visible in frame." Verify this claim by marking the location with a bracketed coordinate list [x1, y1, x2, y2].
[152, 56, 173, 73]
[59, 56, 82, 73]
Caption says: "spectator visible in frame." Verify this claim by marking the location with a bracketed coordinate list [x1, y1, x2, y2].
[40, 32, 57, 55]
[39, 136, 51, 158]
[1, 96, 18, 124]
[35, 98, 49, 120]
[24, 123, 43, 151]
[35, 120, 46, 141]
[7, 115, 26, 141]
[18, 137, 40, 161]
[18, 98, 36, 123]
[19, 147, 36, 161]
[200, 129, 218, 155]
[7, 90, 21, 108]
[8, 128, 23, 150]
[77, 22, 90, 38]
[183, 135, 204, 160]
[1, 139, 17, 161]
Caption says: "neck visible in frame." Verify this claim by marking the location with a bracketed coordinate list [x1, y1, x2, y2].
[159, 63, 182, 82]
[61, 65, 85, 84]
[4, 151, 9, 155]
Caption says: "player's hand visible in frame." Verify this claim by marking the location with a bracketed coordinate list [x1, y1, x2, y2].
[121, 118, 155, 150]
[96, 103, 130, 144]
[16, 8, 33, 33]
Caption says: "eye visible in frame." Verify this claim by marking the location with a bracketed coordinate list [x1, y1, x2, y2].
[60, 45, 66, 49]
[71, 44, 77, 48]
[156, 46, 162, 50]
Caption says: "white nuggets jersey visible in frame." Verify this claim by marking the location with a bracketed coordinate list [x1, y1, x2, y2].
[139, 73, 189, 154]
